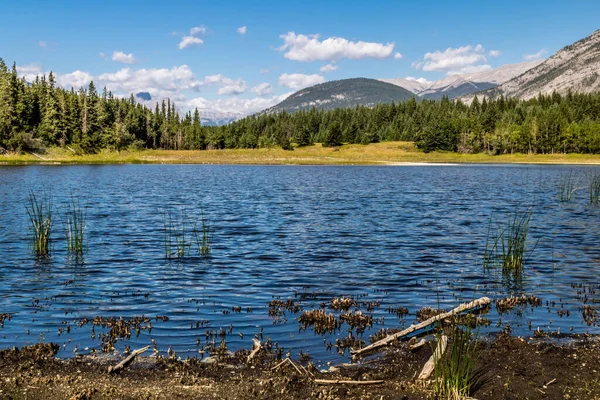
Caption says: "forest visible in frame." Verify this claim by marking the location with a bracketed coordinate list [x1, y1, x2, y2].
[2, 59, 600, 155]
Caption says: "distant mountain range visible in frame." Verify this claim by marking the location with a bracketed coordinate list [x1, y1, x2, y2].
[381, 60, 543, 100]
[218, 29, 600, 120]
[481, 29, 600, 99]
[263, 78, 414, 114]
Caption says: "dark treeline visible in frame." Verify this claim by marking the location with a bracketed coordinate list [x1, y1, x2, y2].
[2, 59, 600, 154]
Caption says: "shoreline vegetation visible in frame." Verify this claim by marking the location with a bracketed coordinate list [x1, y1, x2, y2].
[3, 141, 600, 165]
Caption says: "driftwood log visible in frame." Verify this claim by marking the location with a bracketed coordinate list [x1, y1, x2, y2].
[409, 338, 427, 351]
[417, 335, 448, 380]
[108, 346, 150, 374]
[352, 297, 490, 358]
[247, 338, 262, 363]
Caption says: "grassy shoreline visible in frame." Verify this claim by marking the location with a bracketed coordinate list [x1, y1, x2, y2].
[3, 142, 600, 165]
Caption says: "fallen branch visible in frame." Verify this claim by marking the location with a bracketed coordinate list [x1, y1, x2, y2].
[409, 338, 427, 351]
[247, 338, 262, 363]
[417, 335, 448, 381]
[315, 379, 384, 385]
[352, 297, 490, 358]
[108, 345, 150, 374]
[28, 152, 47, 161]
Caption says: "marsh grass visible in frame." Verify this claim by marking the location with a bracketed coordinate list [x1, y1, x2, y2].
[64, 196, 87, 256]
[433, 320, 480, 400]
[163, 207, 212, 259]
[483, 209, 536, 281]
[163, 208, 191, 258]
[193, 209, 212, 258]
[587, 170, 600, 205]
[25, 190, 52, 257]
[558, 170, 580, 202]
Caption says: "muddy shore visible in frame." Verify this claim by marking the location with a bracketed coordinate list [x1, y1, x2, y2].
[1, 333, 599, 400]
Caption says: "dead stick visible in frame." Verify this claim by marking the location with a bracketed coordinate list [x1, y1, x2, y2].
[108, 346, 150, 374]
[417, 335, 448, 381]
[247, 338, 262, 363]
[314, 379, 384, 385]
[352, 297, 490, 357]
[409, 338, 427, 351]
[28, 152, 47, 161]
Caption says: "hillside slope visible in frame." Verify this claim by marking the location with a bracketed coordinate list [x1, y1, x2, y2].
[264, 78, 415, 114]
[488, 30, 600, 99]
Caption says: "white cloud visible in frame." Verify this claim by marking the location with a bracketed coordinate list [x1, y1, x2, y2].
[179, 36, 204, 49]
[260, 68, 270, 74]
[200, 74, 247, 95]
[446, 64, 492, 76]
[278, 73, 325, 90]
[99, 52, 106, 59]
[320, 63, 338, 73]
[190, 26, 207, 35]
[16, 64, 44, 81]
[112, 51, 137, 64]
[489, 50, 501, 57]
[414, 44, 491, 75]
[406, 76, 433, 85]
[394, 52, 403, 60]
[38, 41, 47, 48]
[251, 82, 272, 96]
[524, 49, 546, 60]
[237, 26, 247, 36]
[57, 70, 94, 89]
[97, 65, 197, 98]
[179, 26, 207, 49]
[278, 32, 395, 62]
[187, 92, 292, 118]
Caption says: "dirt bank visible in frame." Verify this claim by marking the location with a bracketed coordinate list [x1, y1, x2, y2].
[1, 333, 599, 399]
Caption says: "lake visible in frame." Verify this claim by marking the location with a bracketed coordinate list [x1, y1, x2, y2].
[1, 164, 599, 365]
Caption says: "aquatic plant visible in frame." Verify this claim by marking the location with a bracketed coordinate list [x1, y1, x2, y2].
[25, 190, 53, 257]
[193, 209, 212, 258]
[558, 170, 579, 202]
[163, 208, 191, 258]
[433, 319, 479, 400]
[588, 170, 600, 205]
[483, 209, 535, 278]
[64, 195, 87, 256]
[163, 207, 212, 259]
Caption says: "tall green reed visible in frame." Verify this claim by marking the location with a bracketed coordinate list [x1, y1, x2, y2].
[64, 196, 87, 256]
[483, 209, 535, 280]
[163, 208, 191, 259]
[558, 170, 579, 202]
[25, 190, 53, 257]
[588, 170, 600, 205]
[433, 319, 479, 400]
[194, 209, 212, 258]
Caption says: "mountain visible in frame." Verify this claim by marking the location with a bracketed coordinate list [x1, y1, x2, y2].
[485, 30, 600, 99]
[135, 92, 152, 101]
[264, 78, 415, 114]
[381, 60, 542, 100]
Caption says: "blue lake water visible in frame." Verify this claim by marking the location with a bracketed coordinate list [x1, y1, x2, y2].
[0, 164, 599, 365]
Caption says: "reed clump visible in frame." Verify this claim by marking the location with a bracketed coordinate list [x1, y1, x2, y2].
[25, 190, 53, 257]
[433, 320, 480, 400]
[163, 207, 213, 259]
[558, 170, 579, 202]
[483, 209, 535, 277]
[65, 196, 87, 256]
[193, 209, 212, 258]
[588, 170, 600, 205]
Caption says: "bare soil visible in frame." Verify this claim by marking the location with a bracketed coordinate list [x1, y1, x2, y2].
[1, 333, 599, 399]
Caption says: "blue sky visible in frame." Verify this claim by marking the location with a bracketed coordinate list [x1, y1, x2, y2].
[1, 0, 599, 118]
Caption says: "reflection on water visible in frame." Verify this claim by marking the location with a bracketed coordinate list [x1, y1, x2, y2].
[1, 164, 600, 365]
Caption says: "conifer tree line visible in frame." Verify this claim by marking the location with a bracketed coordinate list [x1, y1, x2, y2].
[2, 59, 600, 154]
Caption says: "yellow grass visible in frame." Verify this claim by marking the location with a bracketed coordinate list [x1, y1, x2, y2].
[3, 142, 600, 165]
